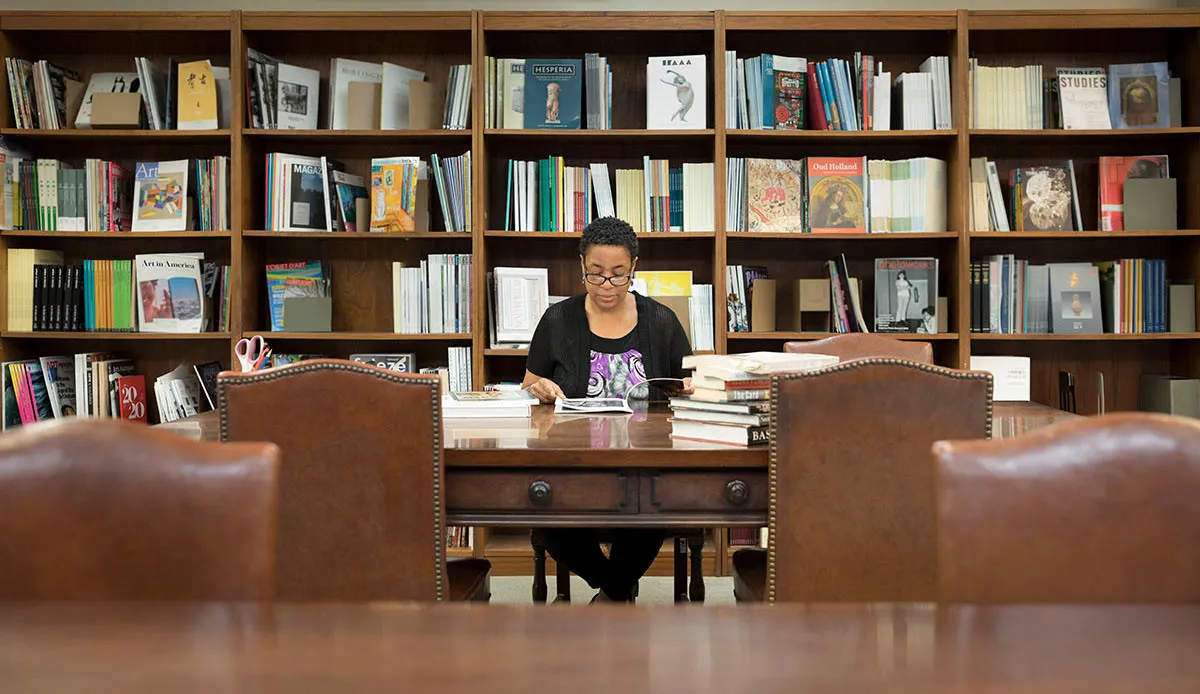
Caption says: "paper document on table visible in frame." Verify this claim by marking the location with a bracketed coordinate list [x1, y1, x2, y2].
[553, 378, 686, 414]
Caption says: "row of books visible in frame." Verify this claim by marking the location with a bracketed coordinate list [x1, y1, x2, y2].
[725, 52, 951, 131]
[8, 250, 225, 334]
[970, 257, 1172, 335]
[246, 53, 469, 131]
[502, 158, 715, 233]
[726, 156, 946, 234]
[1, 154, 229, 233]
[267, 352, 473, 396]
[969, 155, 1170, 233]
[264, 151, 470, 233]
[971, 61, 1172, 130]
[484, 54, 708, 130]
[7, 57, 231, 130]
[391, 255, 473, 335]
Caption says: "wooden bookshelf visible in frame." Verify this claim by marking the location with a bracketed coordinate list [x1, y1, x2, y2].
[3, 9, 1199, 577]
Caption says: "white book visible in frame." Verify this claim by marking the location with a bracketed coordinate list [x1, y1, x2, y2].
[970, 356, 1031, 402]
[873, 69, 892, 131]
[646, 55, 706, 130]
[134, 254, 204, 333]
[328, 58, 383, 130]
[275, 63, 319, 130]
[590, 163, 616, 218]
[501, 58, 525, 130]
[132, 160, 188, 232]
[493, 267, 548, 344]
[381, 62, 426, 130]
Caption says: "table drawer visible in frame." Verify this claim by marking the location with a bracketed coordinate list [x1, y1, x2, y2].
[446, 469, 635, 513]
[643, 470, 768, 513]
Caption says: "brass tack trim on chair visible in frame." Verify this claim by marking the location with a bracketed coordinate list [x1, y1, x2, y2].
[217, 360, 446, 602]
[764, 358, 994, 604]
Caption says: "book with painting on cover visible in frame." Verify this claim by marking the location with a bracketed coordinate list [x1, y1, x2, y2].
[132, 160, 187, 232]
[1098, 155, 1169, 231]
[745, 158, 805, 233]
[370, 156, 421, 232]
[1108, 62, 1170, 129]
[807, 157, 867, 233]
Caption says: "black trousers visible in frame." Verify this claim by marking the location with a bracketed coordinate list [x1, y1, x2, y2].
[539, 528, 665, 601]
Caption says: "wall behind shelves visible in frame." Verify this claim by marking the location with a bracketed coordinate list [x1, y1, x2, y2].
[0, 0, 1180, 10]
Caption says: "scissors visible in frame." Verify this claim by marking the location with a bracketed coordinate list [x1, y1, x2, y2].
[235, 335, 272, 372]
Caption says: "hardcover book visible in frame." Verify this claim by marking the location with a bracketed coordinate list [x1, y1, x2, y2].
[874, 257, 939, 333]
[807, 157, 867, 233]
[275, 63, 319, 130]
[1016, 164, 1076, 231]
[1049, 262, 1103, 334]
[523, 59, 582, 130]
[370, 156, 421, 232]
[74, 72, 140, 129]
[767, 55, 806, 130]
[646, 55, 707, 130]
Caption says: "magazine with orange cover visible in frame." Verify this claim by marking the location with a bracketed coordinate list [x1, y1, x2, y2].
[745, 158, 805, 233]
[370, 156, 421, 232]
[806, 157, 867, 233]
[1098, 155, 1168, 231]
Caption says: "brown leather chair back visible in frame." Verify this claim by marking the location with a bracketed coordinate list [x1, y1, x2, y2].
[218, 359, 447, 601]
[768, 359, 992, 603]
[934, 412, 1200, 603]
[0, 418, 279, 600]
[784, 333, 933, 364]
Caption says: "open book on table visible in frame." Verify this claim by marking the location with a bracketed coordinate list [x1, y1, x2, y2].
[554, 377, 686, 415]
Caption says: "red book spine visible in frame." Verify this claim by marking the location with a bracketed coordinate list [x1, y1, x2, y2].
[117, 374, 148, 423]
[807, 63, 828, 131]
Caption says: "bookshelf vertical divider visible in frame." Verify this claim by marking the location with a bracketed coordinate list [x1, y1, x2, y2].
[2, 9, 1199, 578]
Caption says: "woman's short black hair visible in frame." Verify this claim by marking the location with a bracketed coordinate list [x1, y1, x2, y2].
[580, 216, 639, 260]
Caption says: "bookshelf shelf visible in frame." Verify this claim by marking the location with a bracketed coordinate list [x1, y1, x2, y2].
[1, 231, 233, 238]
[446, 547, 475, 558]
[243, 231, 472, 240]
[484, 231, 716, 239]
[969, 127, 1200, 139]
[0, 332, 232, 340]
[0, 128, 232, 141]
[727, 129, 955, 141]
[970, 333, 1200, 341]
[728, 232, 958, 240]
[727, 332, 959, 341]
[242, 129, 470, 143]
[970, 230, 1200, 239]
[250, 332, 472, 341]
[484, 348, 529, 356]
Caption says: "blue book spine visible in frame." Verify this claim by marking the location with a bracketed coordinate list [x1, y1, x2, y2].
[504, 159, 513, 232]
[669, 168, 683, 231]
[761, 54, 775, 130]
[817, 62, 836, 129]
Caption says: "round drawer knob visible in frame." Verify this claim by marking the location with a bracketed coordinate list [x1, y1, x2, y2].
[726, 480, 749, 506]
[529, 480, 553, 506]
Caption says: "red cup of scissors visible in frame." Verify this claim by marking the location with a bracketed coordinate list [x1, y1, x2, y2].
[235, 335, 272, 372]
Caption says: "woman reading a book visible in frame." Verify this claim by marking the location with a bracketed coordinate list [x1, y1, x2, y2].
[522, 216, 693, 602]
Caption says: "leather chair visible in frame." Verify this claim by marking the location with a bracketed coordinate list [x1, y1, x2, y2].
[783, 333, 934, 364]
[732, 359, 992, 603]
[218, 359, 491, 602]
[0, 418, 279, 600]
[933, 412, 1200, 603]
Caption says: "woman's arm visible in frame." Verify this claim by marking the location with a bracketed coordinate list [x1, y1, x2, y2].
[523, 308, 566, 403]
[664, 307, 695, 395]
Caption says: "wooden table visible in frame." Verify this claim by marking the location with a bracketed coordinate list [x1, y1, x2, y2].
[2, 602, 1196, 693]
[158, 402, 1077, 529]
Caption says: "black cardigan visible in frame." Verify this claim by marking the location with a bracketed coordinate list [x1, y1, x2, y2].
[526, 293, 693, 399]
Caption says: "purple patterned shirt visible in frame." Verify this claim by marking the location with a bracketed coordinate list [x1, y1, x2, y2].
[586, 329, 646, 399]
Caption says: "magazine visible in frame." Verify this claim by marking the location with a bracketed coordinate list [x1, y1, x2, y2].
[132, 159, 188, 232]
[554, 377, 686, 414]
[135, 253, 204, 333]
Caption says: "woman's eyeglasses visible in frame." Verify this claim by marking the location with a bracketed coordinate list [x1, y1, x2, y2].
[583, 273, 631, 287]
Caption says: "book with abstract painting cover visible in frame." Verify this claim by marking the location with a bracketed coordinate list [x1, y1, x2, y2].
[745, 158, 805, 233]
[132, 160, 187, 232]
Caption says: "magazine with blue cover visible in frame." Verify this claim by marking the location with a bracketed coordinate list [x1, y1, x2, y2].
[523, 59, 582, 129]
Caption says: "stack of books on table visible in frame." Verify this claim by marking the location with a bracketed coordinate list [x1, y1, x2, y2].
[669, 351, 839, 446]
[441, 389, 536, 419]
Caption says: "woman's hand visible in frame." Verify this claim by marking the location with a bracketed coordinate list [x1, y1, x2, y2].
[680, 377, 694, 395]
[526, 377, 565, 404]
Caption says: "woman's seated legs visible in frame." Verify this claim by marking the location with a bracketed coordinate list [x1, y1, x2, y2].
[540, 528, 665, 601]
